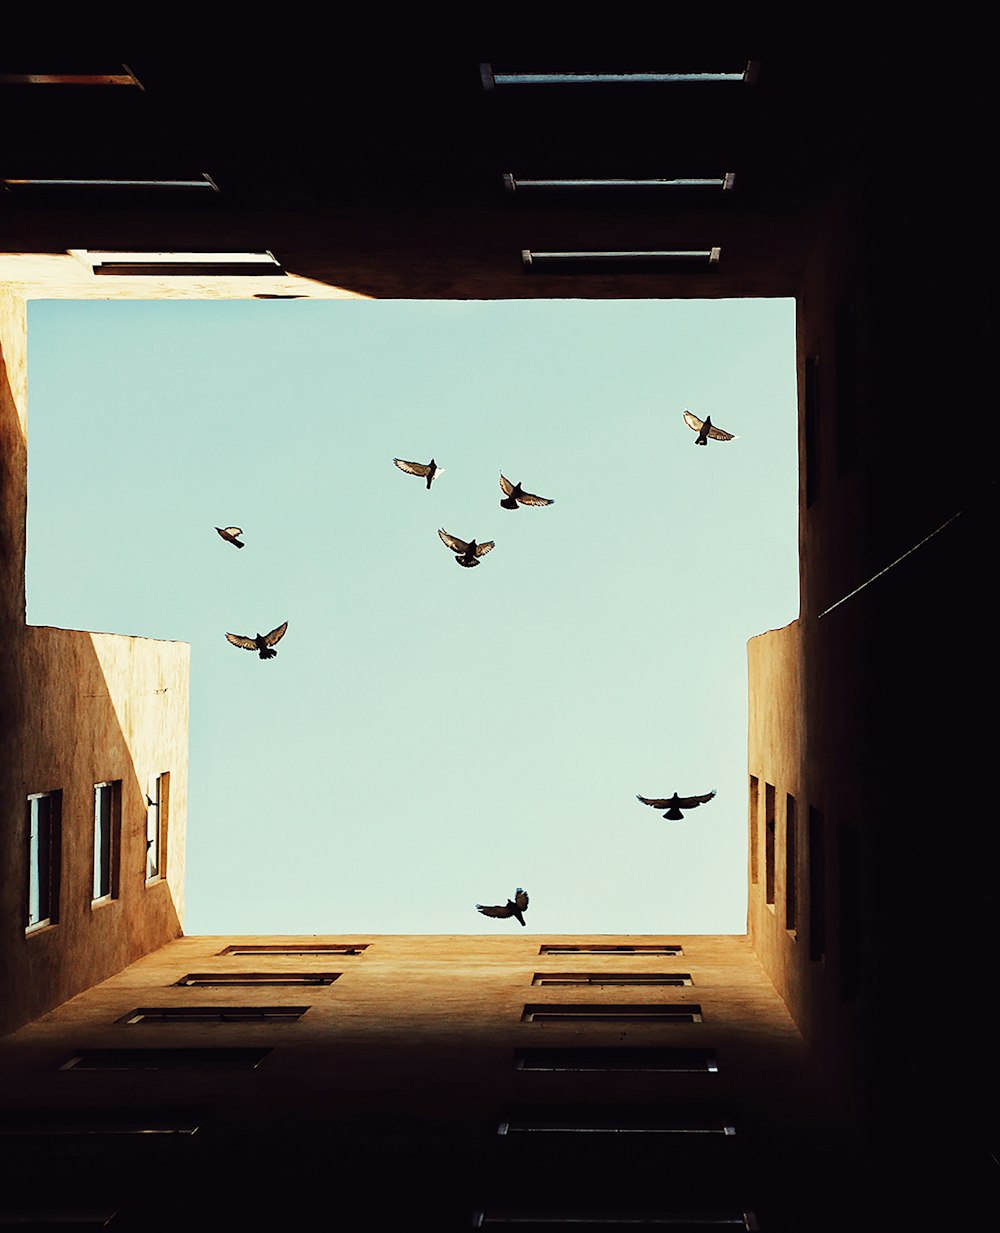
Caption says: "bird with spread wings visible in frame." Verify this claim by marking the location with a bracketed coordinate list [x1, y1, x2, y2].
[637, 790, 716, 820]
[225, 621, 289, 660]
[476, 888, 529, 926]
[215, 526, 245, 548]
[682, 410, 737, 445]
[499, 473, 554, 510]
[393, 457, 444, 489]
[438, 528, 494, 568]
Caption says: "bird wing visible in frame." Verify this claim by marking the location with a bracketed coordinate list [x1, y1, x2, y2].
[474, 540, 495, 557]
[394, 458, 432, 477]
[514, 889, 529, 912]
[706, 424, 736, 441]
[438, 528, 469, 554]
[476, 903, 512, 918]
[262, 621, 289, 647]
[226, 632, 259, 651]
[677, 790, 717, 809]
[499, 473, 515, 496]
[682, 410, 705, 433]
[637, 795, 672, 809]
[517, 490, 554, 507]
[218, 526, 243, 538]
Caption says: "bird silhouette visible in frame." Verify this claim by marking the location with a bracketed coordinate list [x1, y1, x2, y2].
[215, 526, 245, 548]
[438, 528, 494, 568]
[637, 790, 717, 820]
[225, 621, 289, 660]
[682, 410, 736, 445]
[394, 457, 444, 489]
[476, 888, 529, 926]
[499, 473, 554, 510]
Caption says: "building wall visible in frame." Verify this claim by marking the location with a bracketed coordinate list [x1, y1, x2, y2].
[1, 287, 190, 1035]
[0, 932, 864, 1232]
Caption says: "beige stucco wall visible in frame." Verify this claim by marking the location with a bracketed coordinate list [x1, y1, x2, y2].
[1, 278, 191, 1034]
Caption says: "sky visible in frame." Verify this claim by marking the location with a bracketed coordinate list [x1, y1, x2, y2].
[26, 297, 797, 935]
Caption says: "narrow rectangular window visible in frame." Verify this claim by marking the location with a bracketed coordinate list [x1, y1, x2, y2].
[514, 1048, 717, 1072]
[808, 807, 826, 961]
[0, 1108, 201, 1135]
[26, 792, 61, 930]
[497, 1112, 736, 1136]
[785, 794, 797, 932]
[764, 783, 776, 905]
[70, 248, 284, 276]
[59, 1048, 270, 1071]
[839, 821, 862, 1002]
[175, 972, 340, 987]
[532, 973, 692, 987]
[218, 943, 368, 956]
[804, 355, 820, 507]
[472, 1214, 756, 1230]
[539, 944, 682, 956]
[146, 772, 168, 882]
[93, 781, 121, 902]
[522, 247, 721, 273]
[749, 775, 759, 884]
[522, 1004, 701, 1023]
[117, 1006, 309, 1024]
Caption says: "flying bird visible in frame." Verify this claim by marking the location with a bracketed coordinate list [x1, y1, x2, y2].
[476, 888, 529, 926]
[637, 790, 717, 820]
[438, 528, 494, 568]
[225, 621, 289, 660]
[394, 457, 444, 489]
[682, 410, 736, 445]
[499, 473, 554, 510]
[215, 526, 245, 548]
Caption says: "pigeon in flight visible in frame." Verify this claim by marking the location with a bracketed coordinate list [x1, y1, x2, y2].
[225, 621, 289, 660]
[394, 457, 444, 489]
[682, 410, 736, 445]
[215, 526, 245, 548]
[499, 473, 554, 510]
[438, 528, 494, 568]
[637, 790, 717, 820]
[476, 888, 529, 926]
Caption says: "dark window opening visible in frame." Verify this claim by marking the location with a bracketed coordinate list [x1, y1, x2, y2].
[532, 973, 692, 987]
[92, 781, 121, 903]
[522, 1004, 701, 1023]
[218, 943, 368, 956]
[764, 783, 776, 906]
[514, 1048, 717, 1072]
[749, 776, 759, 885]
[117, 1006, 309, 1024]
[175, 972, 339, 987]
[785, 793, 797, 932]
[26, 791, 61, 930]
[59, 1048, 271, 1071]
[539, 945, 682, 956]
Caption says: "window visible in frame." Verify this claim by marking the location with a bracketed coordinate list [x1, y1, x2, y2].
[0, 65, 141, 87]
[522, 1004, 702, 1023]
[92, 781, 120, 903]
[145, 772, 168, 882]
[4, 175, 218, 194]
[514, 1048, 718, 1072]
[0, 1212, 119, 1230]
[59, 1048, 271, 1071]
[175, 972, 340, 987]
[749, 775, 759, 884]
[764, 782, 776, 906]
[26, 792, 60, 931]
[804, 355, 820, 507]
[480, 62, 759, 88]
[0, 1108, 201, 1135]
[785, 793, 797, 932]
[472, 1212, 757, 1229]
[218, 943, 368, 956]
[117, 1006, 309, 1024]
[503, 173, 735, 194]
[532, 973, 692, 987]
[808, 806, 826, 961]
[70, 249, 284, 276]
[522, 248, 721, 273]
[497, 1112, 735, 1136]
[539, 945, 682, 956]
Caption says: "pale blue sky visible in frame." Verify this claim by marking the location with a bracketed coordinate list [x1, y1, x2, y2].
[26, 297, 797, 934]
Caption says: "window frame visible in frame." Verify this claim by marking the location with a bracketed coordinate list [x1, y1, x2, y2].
[26, 791, 61, 932]
[521, 1003, 702, 1023]
[92, 780, 121, 905]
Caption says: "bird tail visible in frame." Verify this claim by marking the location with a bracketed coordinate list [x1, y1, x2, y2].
[665, 808, 684, 820]
[457, 557, 479, 567]
[696, 438, 707, 446]
[500, 497, 519, 510]
[259, 648, 278, 660]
